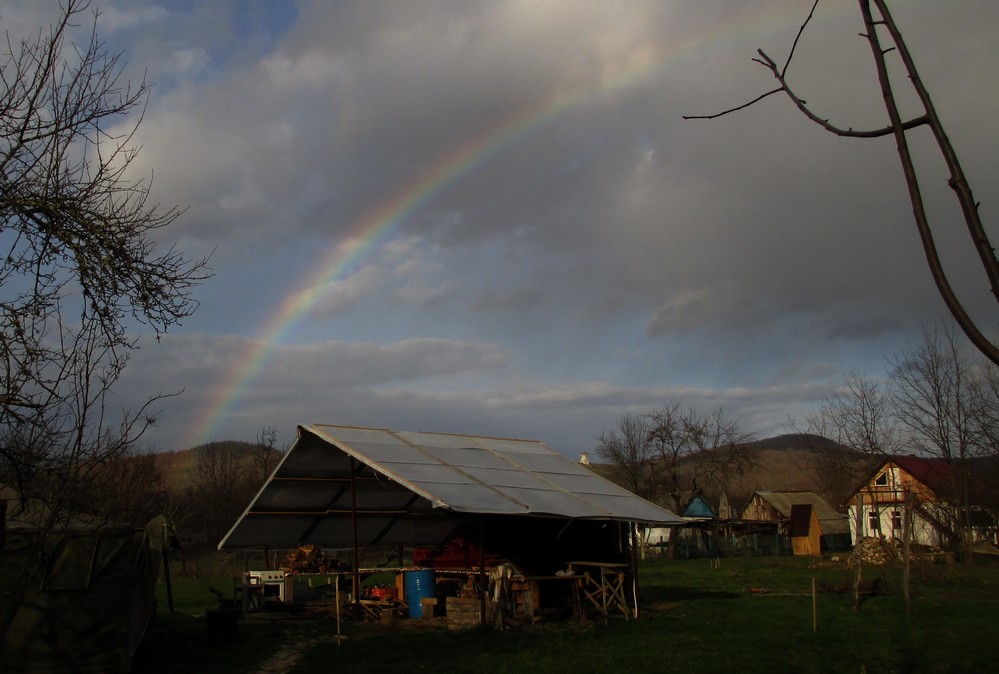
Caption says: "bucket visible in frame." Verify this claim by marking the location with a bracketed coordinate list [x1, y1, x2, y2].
[405, 570, 436, 618]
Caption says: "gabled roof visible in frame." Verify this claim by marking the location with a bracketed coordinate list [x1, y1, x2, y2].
[682, 495, 716, 519]
[746, 490, 849, 534]
[846, 455, 954, 502]
[219, 424, 683, 550]
[888, 455, 953, 494]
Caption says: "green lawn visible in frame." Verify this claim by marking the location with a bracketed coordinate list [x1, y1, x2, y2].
[133, 555, 999, 674]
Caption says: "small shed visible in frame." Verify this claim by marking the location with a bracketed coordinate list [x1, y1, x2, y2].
[789, 503, 822, 557]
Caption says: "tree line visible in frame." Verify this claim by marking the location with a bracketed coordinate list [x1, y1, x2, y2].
[595, 320, 999, 558]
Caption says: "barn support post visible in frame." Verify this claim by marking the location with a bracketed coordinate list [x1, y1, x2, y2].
[349, 456, 361, 620]
[629, 522, 640, 619]
[478, 517, 487, 627]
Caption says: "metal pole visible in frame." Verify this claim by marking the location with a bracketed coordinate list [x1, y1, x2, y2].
[350, 456, 361, 620]
[629, 522, 640, 619]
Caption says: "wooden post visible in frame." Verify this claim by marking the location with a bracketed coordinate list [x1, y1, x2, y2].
[335, 574, 342, 645]
[903, 491, 914, 614]
[478, 518, 487, 627]
[852, 494, 864, 612]
[811, 576, 817, 633]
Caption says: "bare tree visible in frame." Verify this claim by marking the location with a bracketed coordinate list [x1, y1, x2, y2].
[0, 0, 210, 522]
[0, 3, 209, 651]
[797, 370, 899, 610]
[646, 401, 696, 516]
[798, 371, 899, 504]
[186, 442, 260, 551]
[594, 403, 753, 559]
[251, 425, 283, 484]
[684, 406, 757, 502]
[686, 0, 999, 366]
[60, 447, 169, 528]
[595, 413, 657, 501]
[646, 402, 754, 517]
[891, 322, 980, 555]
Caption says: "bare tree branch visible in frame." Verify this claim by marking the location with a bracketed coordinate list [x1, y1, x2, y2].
[685, 0, 999, 366]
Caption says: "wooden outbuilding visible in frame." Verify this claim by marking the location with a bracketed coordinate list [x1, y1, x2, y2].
[741, 490, 850, 554]
[789, 503, 822, 557]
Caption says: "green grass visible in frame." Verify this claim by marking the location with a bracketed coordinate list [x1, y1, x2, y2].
[132, 556, 999, 674]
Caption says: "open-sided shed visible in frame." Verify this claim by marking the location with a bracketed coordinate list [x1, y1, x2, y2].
[220, 424, 682, 619]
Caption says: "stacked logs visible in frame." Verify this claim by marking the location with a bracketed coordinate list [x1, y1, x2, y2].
[852, 537, 898, 565]
[283, 545, 347, 574]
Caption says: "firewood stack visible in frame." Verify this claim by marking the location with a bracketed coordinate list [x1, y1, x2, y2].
[283, 545, 347, 574]
[852, 537, 898, 565]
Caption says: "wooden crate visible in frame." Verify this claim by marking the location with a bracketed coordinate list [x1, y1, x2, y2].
[445, 596, 482, 631]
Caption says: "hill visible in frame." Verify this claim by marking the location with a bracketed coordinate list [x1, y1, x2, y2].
[713, 434, 876, 512]
[153, 440, 273, 492]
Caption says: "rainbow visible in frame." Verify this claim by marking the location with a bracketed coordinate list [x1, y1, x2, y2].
[186, 7, 829, 448]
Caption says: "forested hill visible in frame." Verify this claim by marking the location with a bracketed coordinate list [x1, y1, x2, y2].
[153, 440, 266, 492]
[714, 433, 875, 511]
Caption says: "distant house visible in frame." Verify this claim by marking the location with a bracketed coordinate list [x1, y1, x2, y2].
[844, 455, 998, 548]
[640, 494, 716, 554]
[682, 494, 717, 519]
[741, 490, 851, 554]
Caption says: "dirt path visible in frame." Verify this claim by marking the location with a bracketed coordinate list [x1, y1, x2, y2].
[250, 634, 343, 674]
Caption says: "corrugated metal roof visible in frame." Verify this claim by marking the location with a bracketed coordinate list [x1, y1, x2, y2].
[219, 424, 683, 550]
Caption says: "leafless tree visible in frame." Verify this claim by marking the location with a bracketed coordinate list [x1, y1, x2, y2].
[595, 412, 657, 501]
[891, 322, 980, 555]
[646, 402, 754, 517]
[251, 425, 283, 484]
[187, 442, 259, 551]
[798, 371, 899, 503]
[797, 370, 900, 609]
[646, 401, 696, 516]
[686, 0, 999, 366]
[0, 0, 210, 522]
[684, 406, 757, 501]
[596, 403, 753, 558]
[0, 2, 209, 651]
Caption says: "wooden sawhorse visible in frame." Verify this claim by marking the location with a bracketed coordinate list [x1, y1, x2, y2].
[568, 561, 630, 623]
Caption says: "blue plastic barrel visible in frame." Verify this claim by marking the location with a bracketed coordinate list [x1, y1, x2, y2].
[405, 570, 436, 618]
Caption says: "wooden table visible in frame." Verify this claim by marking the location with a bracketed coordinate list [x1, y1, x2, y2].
[567, 561, 630, 622]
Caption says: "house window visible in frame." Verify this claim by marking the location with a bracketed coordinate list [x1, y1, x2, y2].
[868, 511, 880, 531]
[874, 472, 889, 486]
[892, 510, 902, 531]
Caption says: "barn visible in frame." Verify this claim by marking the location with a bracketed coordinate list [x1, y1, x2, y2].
[220, 424, 683, 624]
[741, 490, 851, 554]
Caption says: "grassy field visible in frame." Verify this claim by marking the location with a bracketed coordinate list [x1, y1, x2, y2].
[132, 555, 999, 674]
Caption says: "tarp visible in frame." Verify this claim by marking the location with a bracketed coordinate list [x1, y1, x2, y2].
[0, 515, 176, 674]
[220, 424, 683, 550]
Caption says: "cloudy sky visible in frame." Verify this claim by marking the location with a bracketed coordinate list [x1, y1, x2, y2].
[5, 0, 998, 456]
